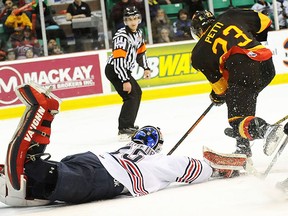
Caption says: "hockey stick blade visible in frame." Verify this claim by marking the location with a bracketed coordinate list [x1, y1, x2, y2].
[262, 134, 288, 178]
[244, 134, 288, 179]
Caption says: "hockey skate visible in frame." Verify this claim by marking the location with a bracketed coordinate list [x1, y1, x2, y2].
[225, 122, 284, 156]
[203, 146, 247, 178]
[224, 128, 252, 157]
[0, 82, 60, 206]
[118, 126, 139, 142]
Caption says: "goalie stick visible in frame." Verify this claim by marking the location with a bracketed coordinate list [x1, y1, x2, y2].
[167, 103, 214, 155]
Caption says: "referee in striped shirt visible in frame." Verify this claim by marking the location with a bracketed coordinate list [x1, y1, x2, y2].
[105, 6, 151, 141]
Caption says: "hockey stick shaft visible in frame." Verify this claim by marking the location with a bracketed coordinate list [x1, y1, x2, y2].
[262, 135, 288, 178]
[274, 114, 288, 125]
[167, 103, 214, 155]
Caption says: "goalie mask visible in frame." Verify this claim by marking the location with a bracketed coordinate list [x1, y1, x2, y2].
[190, 10, 215, 40]
[123, 6, 142, 25]
[132, 126, 164, 153]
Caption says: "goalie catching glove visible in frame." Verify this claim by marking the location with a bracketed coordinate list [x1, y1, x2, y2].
[209, 90, 225, 106]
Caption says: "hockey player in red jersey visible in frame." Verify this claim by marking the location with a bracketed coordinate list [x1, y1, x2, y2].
[190, 9, 282, 157]
[0, 83, 246, 206]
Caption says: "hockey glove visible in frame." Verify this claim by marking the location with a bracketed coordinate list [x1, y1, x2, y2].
[209, 90, 225, 106]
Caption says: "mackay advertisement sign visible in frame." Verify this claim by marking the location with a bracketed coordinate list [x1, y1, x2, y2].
[0, 54, 102, 107]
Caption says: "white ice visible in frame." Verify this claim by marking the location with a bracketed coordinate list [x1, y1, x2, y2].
[1, 84, 288, 216]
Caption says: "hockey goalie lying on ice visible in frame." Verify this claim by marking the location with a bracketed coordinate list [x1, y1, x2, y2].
[0, 83, 266, 206]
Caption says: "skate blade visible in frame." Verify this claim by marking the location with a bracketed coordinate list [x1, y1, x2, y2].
[263, 125, 284, 156]
[118, 134, 132, 142]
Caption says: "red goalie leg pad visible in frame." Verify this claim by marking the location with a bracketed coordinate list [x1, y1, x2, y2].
[6, 84, 59, 190]
[17, 85, 59, 145]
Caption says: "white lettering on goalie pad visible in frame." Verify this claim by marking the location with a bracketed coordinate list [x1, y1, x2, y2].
[24, 106, 45, 142]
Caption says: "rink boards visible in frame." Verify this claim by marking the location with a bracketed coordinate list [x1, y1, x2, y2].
[1, 30, 288, 120]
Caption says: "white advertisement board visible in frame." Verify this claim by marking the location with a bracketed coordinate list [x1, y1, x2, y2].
[267, 29, 288, 74]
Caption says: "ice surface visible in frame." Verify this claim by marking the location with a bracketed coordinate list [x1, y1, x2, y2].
[1, 84, 288, 216]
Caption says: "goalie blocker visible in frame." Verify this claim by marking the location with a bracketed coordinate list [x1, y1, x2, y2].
[1, 83, 60, 206]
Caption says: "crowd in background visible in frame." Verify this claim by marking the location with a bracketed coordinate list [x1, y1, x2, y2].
[0, 0, 287, 62]
[0, 0, 67, 61]
[0, 0, 96, 61]
[251, 0, 288, 29]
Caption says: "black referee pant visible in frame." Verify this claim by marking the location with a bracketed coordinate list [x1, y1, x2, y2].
[105, 64, 142, 130]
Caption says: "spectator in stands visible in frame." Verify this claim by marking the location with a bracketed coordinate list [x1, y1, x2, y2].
[173, 8, 192, 41]
[20, 26, 41, 55]
[51, 44, 63, 55]
[47, 38, 57, 55]
[184, 0, 204, 19]
[66, 0, 97, 52]
[151, 8, 174, 43]
[25, 46, 36, 59]
[33, 2, 57, 34]
[148, 0, 160, 20]
[47, 38, 64, 55]
[251, 0, 288, 29]
[6, 47, 16, 60]
[0, 0, 4, 12]
[33, 2, 67, 51]
[4, 3, 32, 43]
[110, 0, 145, 32]
[275, 0, 288, 29]
[10, 26, 41, 59]
[0, 0, 14, 48]
[0, 0, 13, 20]
[15, 44, 33, 60]
[157, 0, 170, 4]
[158, 0, 183, 4]
[158, 26, 174, 43]
[251, 0, 272, 16]
[0, 49, 6, 61]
